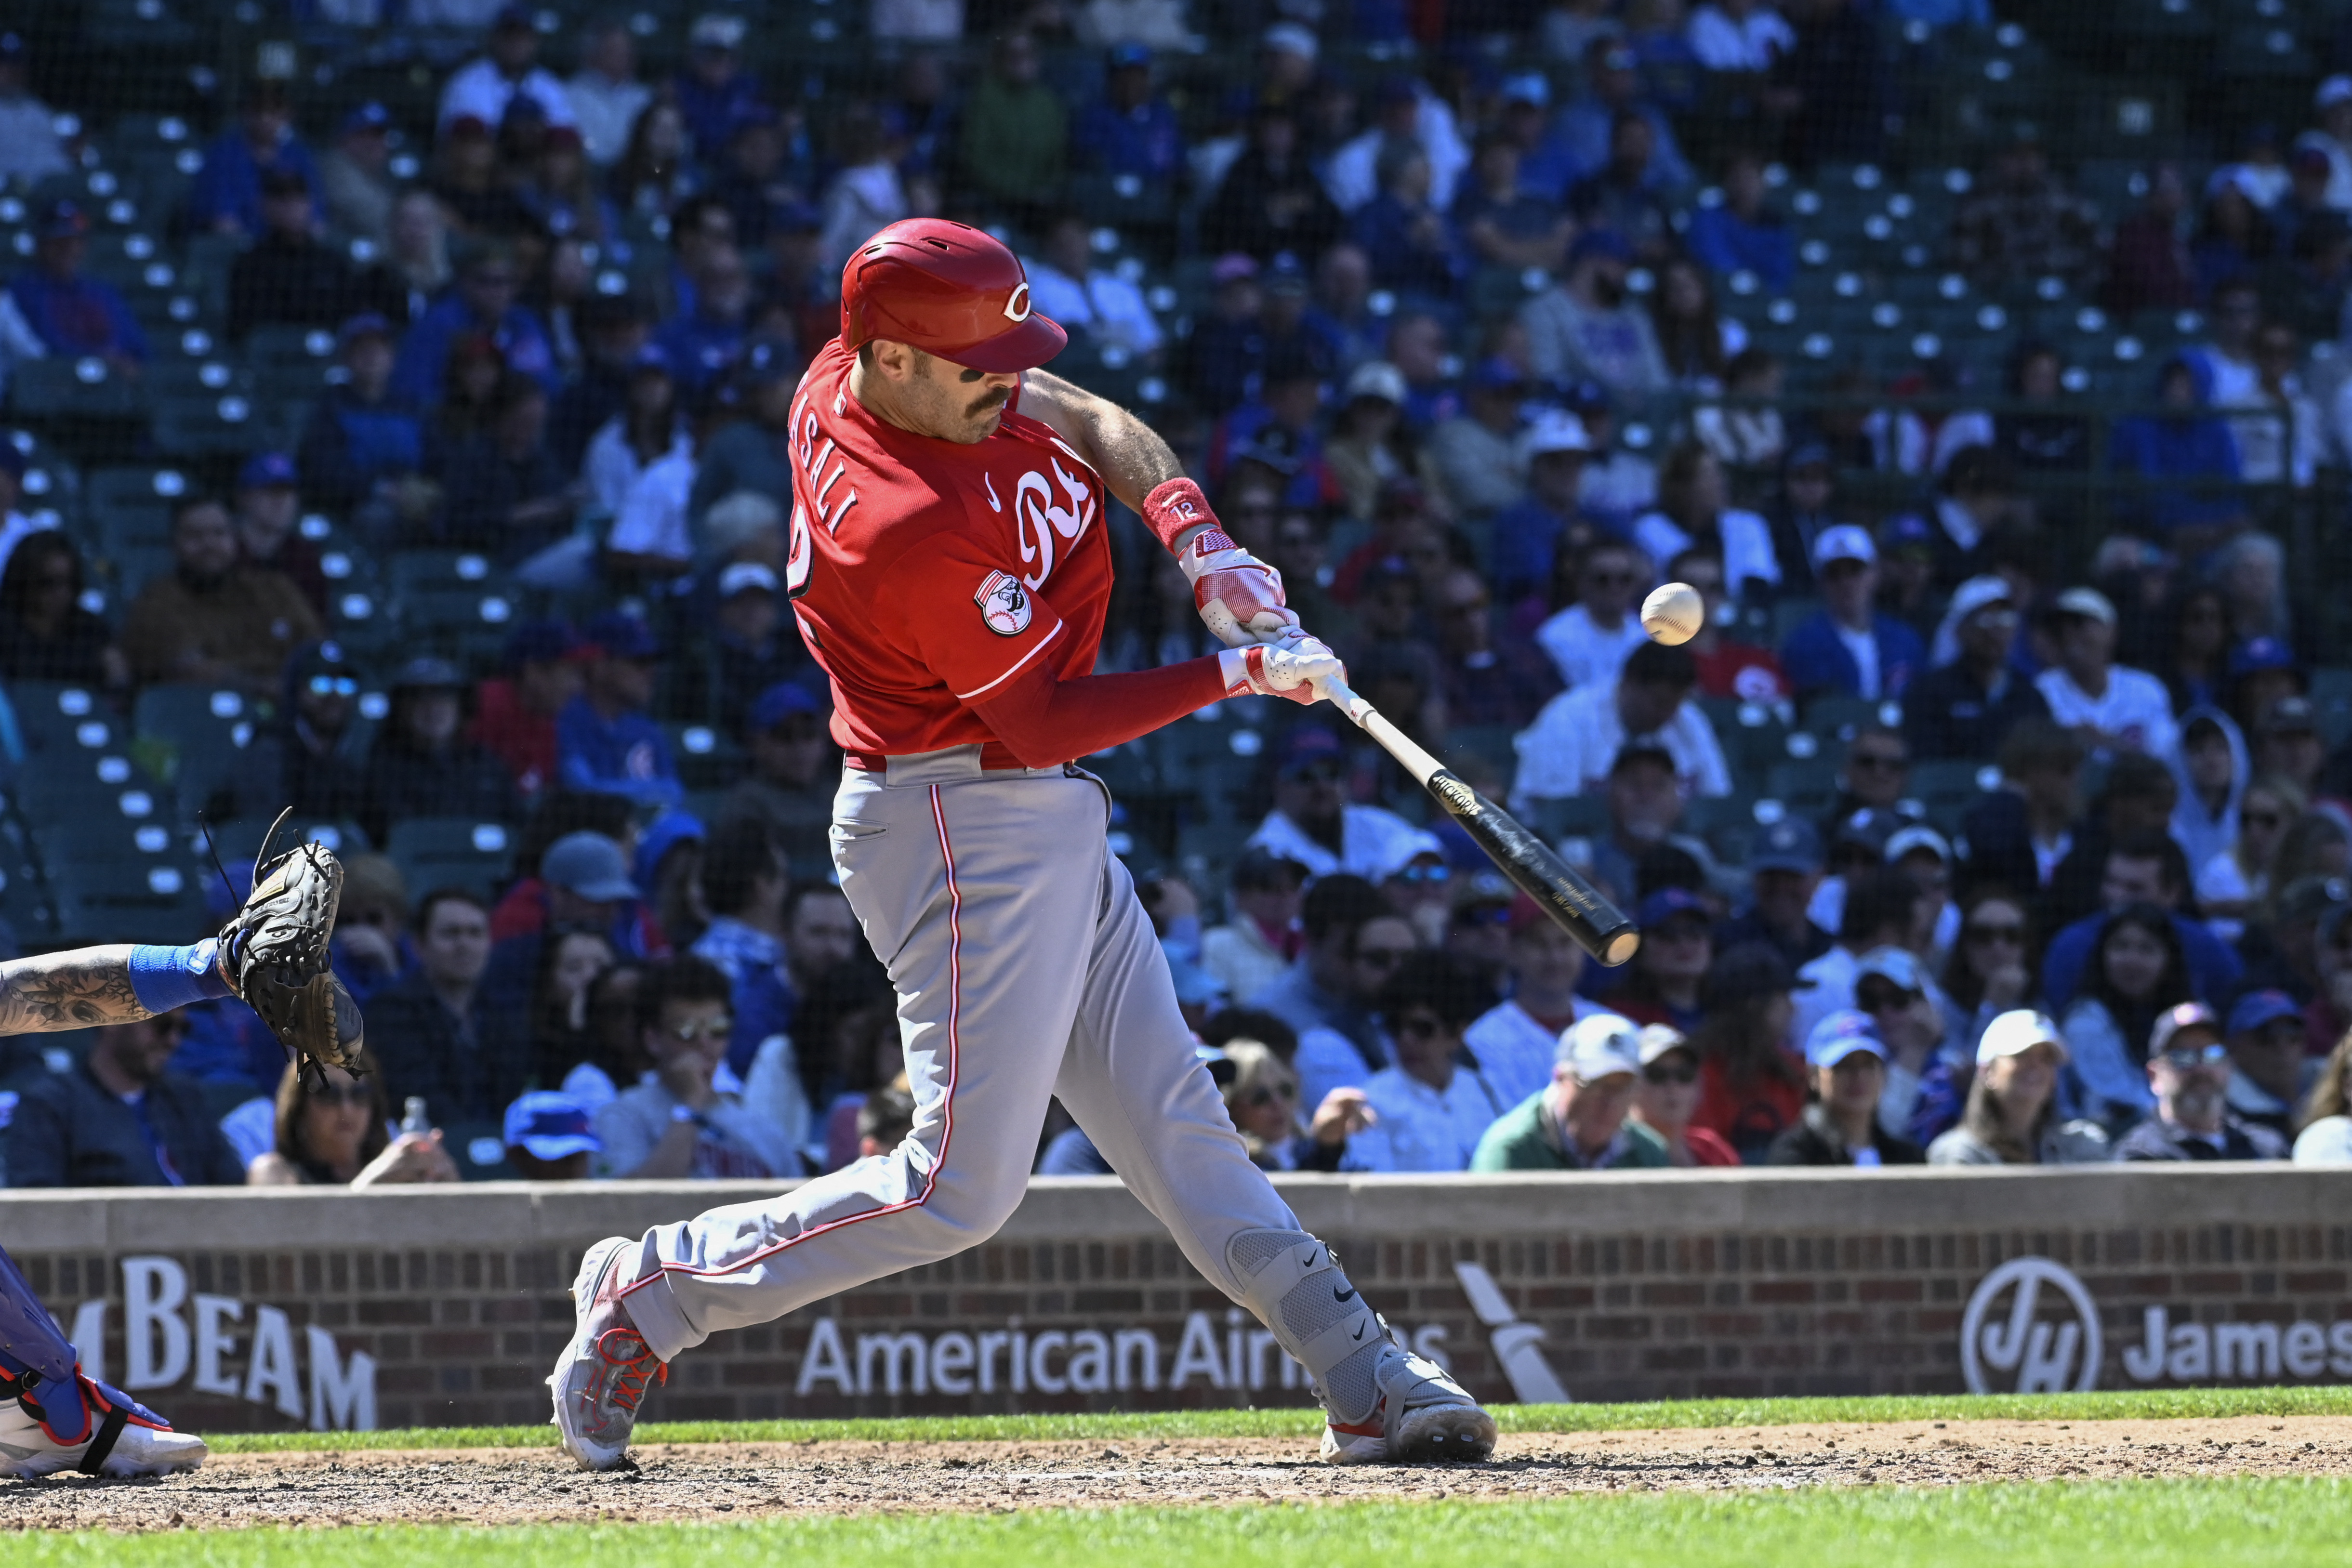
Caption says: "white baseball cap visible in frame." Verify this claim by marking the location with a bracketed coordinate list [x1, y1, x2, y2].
[2055, 585, 2117, 626]
[1636, 1023, 1691, 1067]
[718, 561, 780, 598]
[1854, 944, 1925, 992]
[1520, 410, 1593, 461]
[1344, 360, 1408, 406]
[1884, 824, 1952, 867]
[1264, 21, 1319, 59]
[1813, 524, 1876, 568]
[2319, 74, 2352, 110]
[1556, 1013, 1642, 1081]
[1977, 1008, 2069, 1066]
[1948, 575, 2015, 622]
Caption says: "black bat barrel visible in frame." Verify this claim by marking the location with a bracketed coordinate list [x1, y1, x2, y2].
[1423, 768, 1640, 966]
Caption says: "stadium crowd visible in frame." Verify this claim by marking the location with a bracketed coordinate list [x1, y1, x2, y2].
[7, 0, 2352, 1188]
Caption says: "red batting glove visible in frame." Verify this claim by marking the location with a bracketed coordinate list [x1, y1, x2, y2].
[1219, 629, 1343, 706]
[1144, 477, 1300, 649]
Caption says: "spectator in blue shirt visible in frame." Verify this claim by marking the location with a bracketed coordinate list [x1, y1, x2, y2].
[298, 312, 426, 516]
[1567, 111, 1680, 262]
[391, 242, 560, 405]
[657, 243, 754, 395]
[674, 12, 766, 164]
[2107, 355, 2247, 549]
[1780, 525, 1926, 704]
[692, 817, 795, 1075]
[1686, 147, 1795, 292]
[1455, 135, 1574, 277]
[1071, 46, 1183, 186]
[559, 611, 682, 808]
[187, 79, 320, 238]
[8, 199, 149, 369]
[1350, 145, 1459, 300]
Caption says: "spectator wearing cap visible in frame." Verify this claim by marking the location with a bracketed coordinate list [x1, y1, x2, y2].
[1603, 888, 1714, 1034]
[1466, 897, 1608, 1106]
[228, 167, 376, 341]
[1208, 345, 1342, 516]
[673, 12, 766, 163]
[1214, 107, 1345, 266]
[1179, 255, 1270, 417]
[1201, 850, 1308, 1009]
[673, 562, 800, 734]
[1684, 942, 1802, 1161]
[1579, 740, 1706, 909]
[1471, 1012, 1671, 1170]
[1534, 535, 1651, 695]
[1717, 818, 1834, 970]
[2115, 1002, 2289, 1160]
[2035, 586, 2180, 764]
[1778, 526, 1925, 705]
[719, 680, 841, 865]
[365, 888, 513, 1124]
[2224, 989, 2312, 1142]
[691, 352, 799, 524]
[1907, 576, 2048, 761]
[2107, 356, 2248, 550]
[392, 243, 560, 406]
[1490, 411, 1600, 603]
[357, 658, 518, 849]
[1326, 362, 1448, 529]
[124, 496, 323, 694]
[230, 451, 329, 621]
[439, 4, 579, 136]
[2253, 695, 2330, 804]
[1687, 147, 1795, 293]
[8, 199, 148, 369]
[2226, 635, 2302, 742]
[1520, 229, 1671, 396]
[1455, 132, 1574, 277]
[1566, 110, 1679, 263]
[1847, 943, 1960, 1143]
[559, 613, 683, 810]
[1338, 953, 1510, 1173]
[300, 314, 427, 520]
[1024, 212, 1165, 365]
[1246, 726, 1443, 882]
[1558, 40, 1693, 191]
[1071, 46, 1184, 187]
[1429, 358, 1532, 518]
[468, 622, 587, 801]
[502, 1090, 601, 1180]
[1927, 1009, 2110, 1165]
[0, 32, 68, 187]
[2298, 76, 2352, 211]
[1632, 442, 1779, 600]
[1628, 1024, 1738, 1165]
[269, 640, 366, 821]
[318, 102, 397, 250]
[479, 825, 663, 1028]
[1512, 640, 1732, 811]
[1767, 1012, 1925, 1167]
[1324, 75, 1470, 218]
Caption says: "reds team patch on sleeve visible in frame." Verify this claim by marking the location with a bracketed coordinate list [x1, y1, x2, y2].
[974, 570, 1034, 636]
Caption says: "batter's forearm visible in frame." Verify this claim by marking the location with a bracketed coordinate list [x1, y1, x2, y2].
[1021, 369, 1188, 515]
[0, 946, 155, 1032]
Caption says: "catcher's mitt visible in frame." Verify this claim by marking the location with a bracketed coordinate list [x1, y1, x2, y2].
[221, 809, 364, 1073]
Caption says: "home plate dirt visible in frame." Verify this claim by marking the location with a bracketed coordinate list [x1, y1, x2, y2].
[10, 1417, 2352, 1532]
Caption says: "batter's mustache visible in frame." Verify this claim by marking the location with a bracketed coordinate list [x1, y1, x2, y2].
[968, 387, 1011, 417]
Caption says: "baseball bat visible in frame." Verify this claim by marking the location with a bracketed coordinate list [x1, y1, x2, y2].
[1318, 675, 1641, 967]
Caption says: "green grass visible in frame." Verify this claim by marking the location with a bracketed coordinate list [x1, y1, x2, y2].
[203, 1384, 2352, 1454]
[20, 1480, 2352, 1567]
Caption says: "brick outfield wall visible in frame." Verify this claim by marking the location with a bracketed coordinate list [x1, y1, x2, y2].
[7, 1167, 2352, 1433]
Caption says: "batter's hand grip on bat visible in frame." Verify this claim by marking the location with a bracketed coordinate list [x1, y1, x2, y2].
[1315, 674, 1640, 967]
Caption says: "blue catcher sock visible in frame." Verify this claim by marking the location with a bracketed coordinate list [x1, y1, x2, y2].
[126, 940, 236, 1017]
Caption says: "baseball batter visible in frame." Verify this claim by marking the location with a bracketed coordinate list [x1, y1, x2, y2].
[550, 221, 1495, 1469]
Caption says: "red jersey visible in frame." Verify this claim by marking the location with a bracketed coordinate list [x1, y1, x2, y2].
[784, 338, 1114, 766]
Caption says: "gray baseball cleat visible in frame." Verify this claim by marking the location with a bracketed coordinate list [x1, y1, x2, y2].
[547, 1236, 667, 1471]
[0, 1371, 207, 1479]
[1319, 1342, 1498, 1465]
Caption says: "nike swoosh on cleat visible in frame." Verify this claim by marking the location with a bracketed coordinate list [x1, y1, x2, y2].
[1334, 1286, 1358, 1303]
[1352, 1323, 1367, 1340]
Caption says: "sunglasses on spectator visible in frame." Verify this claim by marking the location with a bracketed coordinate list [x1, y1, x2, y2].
[1286, 763, 1343, 785]
[2159, 1043, 2230, 1071]
[1966, 922, 2026, 947]
[1856, 982, 1917, 1012]
[1642, 1062, 1698, 1086]
[305, 1082, 369, 1107]
[1392, 864, 1452, 885]
[1243, 1082, 1297, 1107]
[308, 675, 358, 697]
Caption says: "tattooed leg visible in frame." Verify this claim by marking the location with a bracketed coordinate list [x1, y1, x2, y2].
[0, 947, 155, 1033]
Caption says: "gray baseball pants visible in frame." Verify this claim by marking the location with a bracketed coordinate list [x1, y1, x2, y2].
[617, 745, 1309, 1361]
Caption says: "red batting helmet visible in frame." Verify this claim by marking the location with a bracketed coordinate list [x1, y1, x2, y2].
[839, 219, 1067, 373]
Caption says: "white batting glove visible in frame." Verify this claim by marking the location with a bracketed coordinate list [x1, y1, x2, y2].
[1181, 527, 1299, 648]
[1219, 628, 1343, 706]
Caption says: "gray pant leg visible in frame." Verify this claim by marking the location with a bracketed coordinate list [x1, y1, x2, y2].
[622, 763, 1101, 1360]
[1050, 851, 1302, 1303]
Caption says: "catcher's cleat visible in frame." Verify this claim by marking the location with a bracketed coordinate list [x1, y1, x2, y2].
[1318, 1343, 1498, 1465]
[221, 808, 362, 1074]
[0, 1370, 207, 1479]
[549, 1237, 667, 1471]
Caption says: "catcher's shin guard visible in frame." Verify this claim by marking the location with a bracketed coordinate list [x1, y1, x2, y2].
[0, 1244, 79, 1398]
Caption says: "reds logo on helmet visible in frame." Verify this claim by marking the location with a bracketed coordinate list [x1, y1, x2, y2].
[840, 220, 1067, 374]
[974, 570, 1033, 636]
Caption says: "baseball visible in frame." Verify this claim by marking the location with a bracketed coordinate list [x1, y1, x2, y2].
[1641, 581, 1705, 646]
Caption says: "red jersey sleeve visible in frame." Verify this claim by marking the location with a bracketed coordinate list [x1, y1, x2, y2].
[897, 530, 1071, 703]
